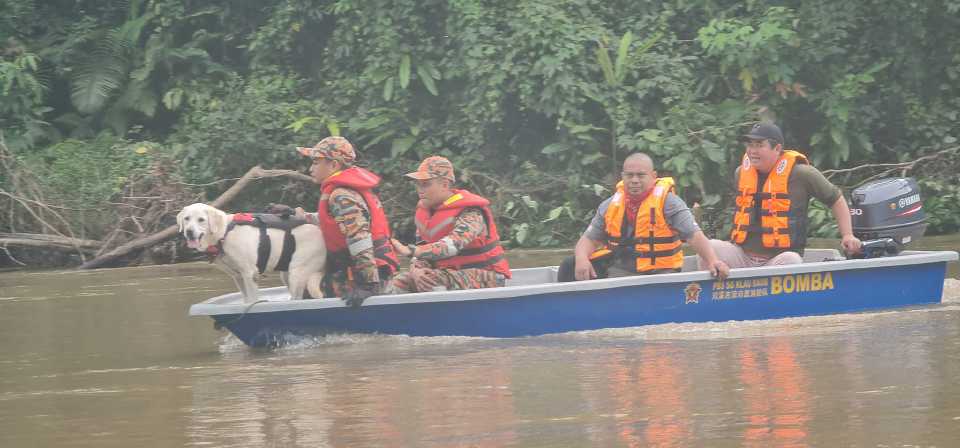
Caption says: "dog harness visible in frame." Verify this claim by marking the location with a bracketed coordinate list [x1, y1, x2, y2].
[206, 213, 308, 273]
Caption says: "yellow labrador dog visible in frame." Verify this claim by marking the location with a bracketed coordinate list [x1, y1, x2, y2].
[177, 203, 326, 303]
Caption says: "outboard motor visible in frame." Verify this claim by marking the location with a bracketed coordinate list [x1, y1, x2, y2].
[850, 177, 927, 258]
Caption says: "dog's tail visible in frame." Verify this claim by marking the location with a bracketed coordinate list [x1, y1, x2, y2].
[306, 272, 324, 299]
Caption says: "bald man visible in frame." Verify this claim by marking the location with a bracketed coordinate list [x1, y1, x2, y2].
[558, 153, 729, 281]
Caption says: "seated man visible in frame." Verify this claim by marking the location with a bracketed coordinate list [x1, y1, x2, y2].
[276, 136, 400, 306]
[699, 122, 861, 269]
[387, 156, 512, 293]
[558, 152, 729, 282]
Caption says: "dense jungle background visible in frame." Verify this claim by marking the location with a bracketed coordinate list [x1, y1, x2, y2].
[2, 0, 959, 267]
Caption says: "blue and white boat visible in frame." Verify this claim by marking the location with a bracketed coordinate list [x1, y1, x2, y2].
[189, 249, 958, 347]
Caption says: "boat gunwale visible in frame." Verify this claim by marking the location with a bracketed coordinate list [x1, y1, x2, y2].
[188, 250, 957, 316]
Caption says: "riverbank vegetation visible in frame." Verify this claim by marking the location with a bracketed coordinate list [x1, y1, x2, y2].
[2, 0, 959, 267]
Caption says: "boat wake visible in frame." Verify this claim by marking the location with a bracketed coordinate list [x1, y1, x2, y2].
[942, 278, 960, 303]
[217, 331, 490, 353]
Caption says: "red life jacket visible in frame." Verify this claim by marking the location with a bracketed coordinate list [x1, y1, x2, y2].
[414, 189, 512, 278]
[317, 167, 399, 276]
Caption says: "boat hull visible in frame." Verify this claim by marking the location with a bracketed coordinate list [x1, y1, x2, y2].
[189, 251, 957, 347]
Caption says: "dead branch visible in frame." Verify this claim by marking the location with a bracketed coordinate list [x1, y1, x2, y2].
[77, 166, 313, 270]
[822, 146, 960, 185]
[0, 233, 102, 252]
[0, 245, 26, 266]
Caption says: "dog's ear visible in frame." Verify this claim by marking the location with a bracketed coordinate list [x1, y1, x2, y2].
[176, 208, 186, 233]
[205, 206, 227, 245]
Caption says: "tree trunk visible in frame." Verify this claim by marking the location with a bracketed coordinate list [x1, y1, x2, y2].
[0, 233, 102, 252]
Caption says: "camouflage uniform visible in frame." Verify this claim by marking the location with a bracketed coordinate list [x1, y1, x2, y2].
[298, 137, 393, 297]
[386, 156, 508, 294]
[321, 187, 386, 297]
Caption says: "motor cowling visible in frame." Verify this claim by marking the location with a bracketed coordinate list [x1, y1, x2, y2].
[850, 177, 927, 258]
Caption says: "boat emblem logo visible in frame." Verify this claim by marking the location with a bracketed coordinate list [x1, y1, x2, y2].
[775, 159, 788, 174]
[684, 282, 702, 304]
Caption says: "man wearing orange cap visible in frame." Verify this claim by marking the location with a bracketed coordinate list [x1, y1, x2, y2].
[387, 156, 511, 293]
[281, 136, 399, 306]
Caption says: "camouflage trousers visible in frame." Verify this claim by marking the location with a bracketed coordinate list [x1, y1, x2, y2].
[384, 267, 506, 294]
[323, 267, 393, 298]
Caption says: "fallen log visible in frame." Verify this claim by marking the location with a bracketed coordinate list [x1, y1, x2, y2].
[0, 233, 103, 252]
[78, 166, 312, 270]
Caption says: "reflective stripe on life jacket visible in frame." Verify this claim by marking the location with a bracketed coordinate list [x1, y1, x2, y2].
[317, 167, 399, 275]
[414, 189, 512, 278]
[592, 177, 683, 272]
[730, 150, 809, 250]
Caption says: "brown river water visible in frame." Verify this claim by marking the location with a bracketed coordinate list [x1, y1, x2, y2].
[2, 237, 960, 447]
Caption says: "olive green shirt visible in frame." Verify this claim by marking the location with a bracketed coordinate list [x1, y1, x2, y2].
[734, 164, 841, 257]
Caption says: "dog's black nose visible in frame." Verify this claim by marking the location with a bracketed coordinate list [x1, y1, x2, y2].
[186, 229, 195, 239]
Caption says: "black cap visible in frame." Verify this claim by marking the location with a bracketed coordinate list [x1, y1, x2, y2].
[743, 122, 784, 145]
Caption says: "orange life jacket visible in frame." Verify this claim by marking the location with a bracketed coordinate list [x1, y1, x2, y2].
[590, 177, 683, 272]
[318, 167, 399, 276]
[730, 150, 809, 250]
[414, 189, 512, 278]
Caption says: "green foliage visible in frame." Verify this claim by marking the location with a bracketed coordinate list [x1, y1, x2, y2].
[170, 73, 314, 186]
[919, 179, 960, 235]
[7, 0, 960, 251]
[29, 135, 140, 206]
[0, 44, 51, 150]
[14, 134, 169, 236]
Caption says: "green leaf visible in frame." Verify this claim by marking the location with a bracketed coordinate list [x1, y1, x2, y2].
[367, 130, 396, 147]
[423, 61, 441, 79]
[738, 69, 754, 92]
[71, 55, 126, 114]
[831, 127, 850, 161]
[702, 140, 725, 163]
[541, 142, 571, 154]
[639, 129, 662, 142]
[582, 152, 605, 165]
[390, 136, 416, 158]
[672, 154, 689, 172]
[864, 61, 891, 75]
[162, 88, 184, 111]
[594, 44, 616, 86]
[614, 31, 633, 83]
[810, 131, 823, 147]
[545, 206, 564, 222]
[399, 55, 411, 89]
[635, 31, 663, 55]
[286, 116, 319, 132]
[382, 76, 394, 101]
[417, 65, 439, 95]
[856, 132, 873, 153]
[326, 120, 340, 136]
[515, 223, 529, 245]
[591, 183, 608, 196]
[521, 195, 538, 212]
